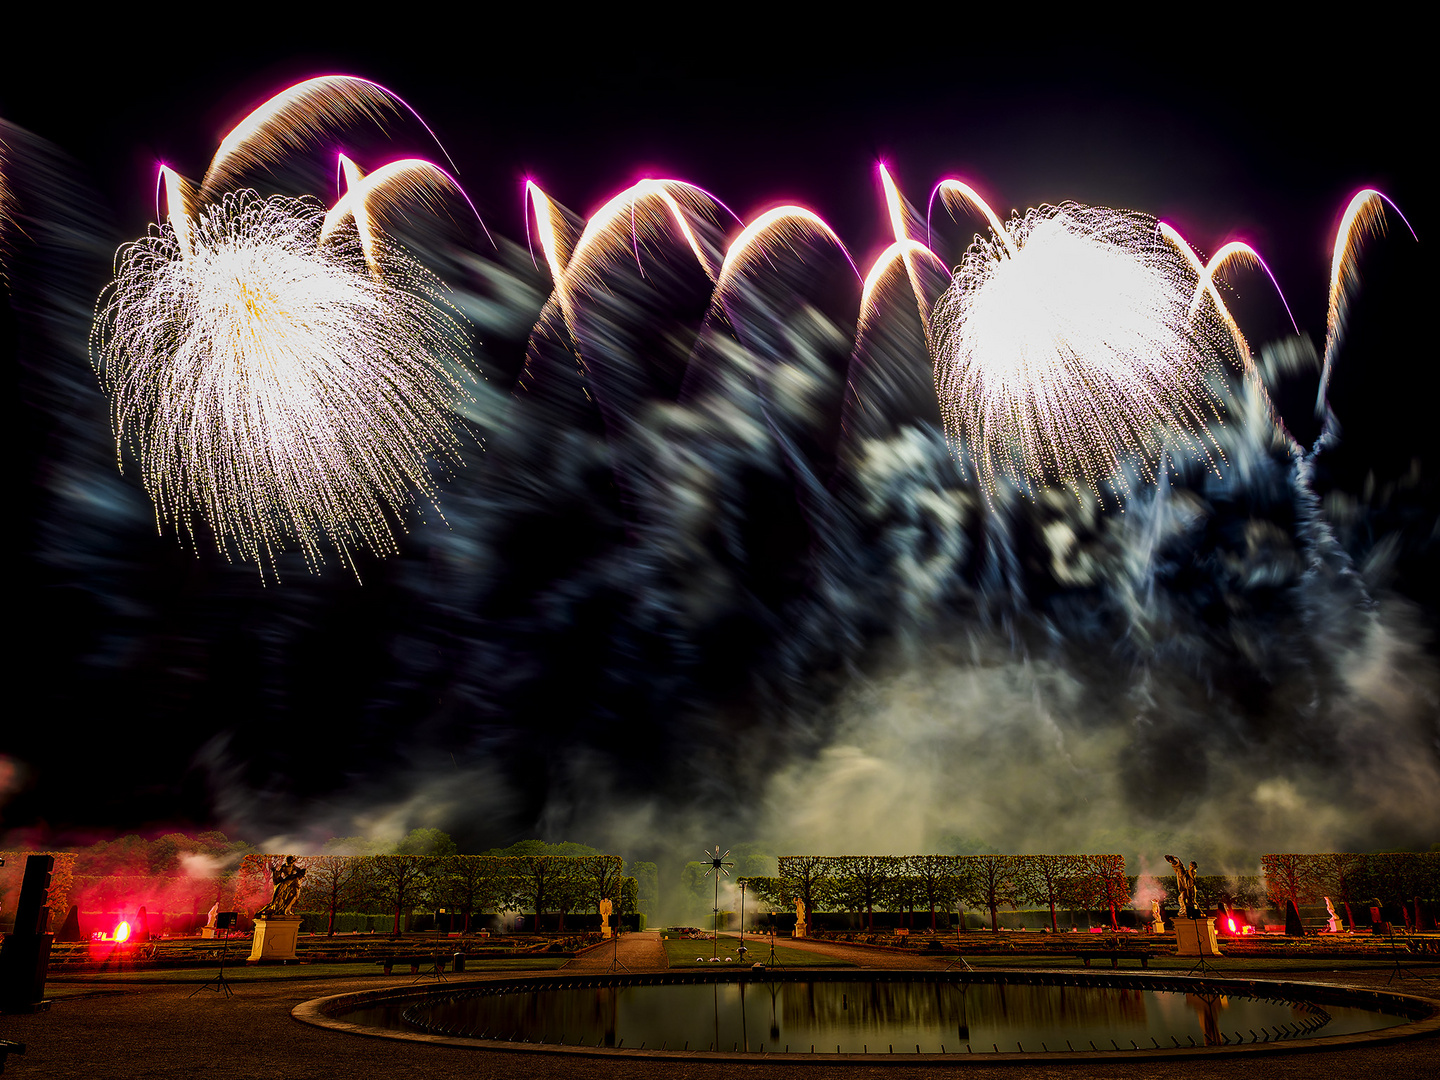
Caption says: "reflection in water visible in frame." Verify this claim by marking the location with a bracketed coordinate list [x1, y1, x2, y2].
[399, 978, 1400, 1053]
[1186, 992, 1229, 1046]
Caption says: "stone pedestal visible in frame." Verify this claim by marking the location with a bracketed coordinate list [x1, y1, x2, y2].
[200, 926, 217, 939]
[1174, 917, 1221, 957]
[248, 916, 301, 961]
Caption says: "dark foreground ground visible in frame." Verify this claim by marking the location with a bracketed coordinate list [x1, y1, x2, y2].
[3, 932, 1437, 1079]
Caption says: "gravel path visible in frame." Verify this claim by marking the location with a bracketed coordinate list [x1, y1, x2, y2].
[562, 930, 668, 971]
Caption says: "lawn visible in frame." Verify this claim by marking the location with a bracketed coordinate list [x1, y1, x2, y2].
[660, 935, 852, 968]
[44, 954, 570, 992]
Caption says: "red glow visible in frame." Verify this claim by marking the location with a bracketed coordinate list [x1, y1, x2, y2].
[114, 921, 132, 943]
[1227, 917, 1237, 934]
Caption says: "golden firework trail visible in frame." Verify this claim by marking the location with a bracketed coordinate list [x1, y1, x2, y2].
[1318, 188, 1417, 407]
[200, 75, 458, 200]
[526, 177, 735, 336]
[322, 154, 485, 277]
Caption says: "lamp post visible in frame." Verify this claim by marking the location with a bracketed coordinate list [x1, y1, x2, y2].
[703, 846, 732, 960]
[739, 880, 747, 950]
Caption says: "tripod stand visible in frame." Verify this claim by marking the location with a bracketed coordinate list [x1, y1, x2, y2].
[760, 911, 784, 970]
[190, 923, 235, 999]
[608, 923, 630, 973]
[1384, 920, 1432, 985]
[944, 915, 973, 972]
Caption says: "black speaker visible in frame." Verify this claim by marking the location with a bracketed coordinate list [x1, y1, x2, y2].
[14, 856, 54, 936]
[215, 911, 238, 930]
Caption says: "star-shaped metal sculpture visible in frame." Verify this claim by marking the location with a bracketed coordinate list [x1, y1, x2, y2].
[703, 845, 733, 958]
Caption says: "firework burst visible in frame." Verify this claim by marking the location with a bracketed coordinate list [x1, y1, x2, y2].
[92, 189, 469, 577]
[932, 202, 1242, 502]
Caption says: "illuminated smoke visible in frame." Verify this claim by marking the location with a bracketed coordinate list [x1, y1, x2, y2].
[932, 203, 1243, 503]
[91, 189, 469, 577]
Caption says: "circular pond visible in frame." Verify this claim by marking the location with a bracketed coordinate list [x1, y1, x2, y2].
[298, 970, 1438, 1060]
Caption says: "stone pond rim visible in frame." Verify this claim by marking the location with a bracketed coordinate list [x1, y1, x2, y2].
[291, 968, 1440, 1063]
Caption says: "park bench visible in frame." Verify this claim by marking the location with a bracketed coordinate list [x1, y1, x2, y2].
[1077, 950, 1153, 969]
[0, 1040, 24, 1074]
[375, 956, 454, 975]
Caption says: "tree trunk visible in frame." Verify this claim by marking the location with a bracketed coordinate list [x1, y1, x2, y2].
[1049, 899, 1058, 933]
[989, 902, 999, 932]
[929, 902, 936, 931]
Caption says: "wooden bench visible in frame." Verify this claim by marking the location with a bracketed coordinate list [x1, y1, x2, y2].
[1077, 950, 1153, 969]
[375, 956, 449, 975]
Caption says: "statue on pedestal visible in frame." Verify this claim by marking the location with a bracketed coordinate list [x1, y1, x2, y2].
[793, 897, 807, 939]
[255, 856, 307, 918]
[1165, 855, 1199, 919]
[1325, 896, 1341, 933]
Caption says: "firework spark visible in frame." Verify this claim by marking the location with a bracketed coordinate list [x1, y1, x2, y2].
[92, 189, 470, 577]
[200, 75, 457, 200]
[322, 154, 485, 277]
[931, 203, 1241, 502]
[1318, 188, 1417, 407]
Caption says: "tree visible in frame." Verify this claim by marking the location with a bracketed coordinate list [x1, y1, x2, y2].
[887, 868, 921, 930]
[737, 876, 790, 910]
[502, 841, 568, 931]
[304, 855, 371, 936]
[1316, 853, 1366, 930]
[777, 855, 834, 924]
[961, 855, 1020, 932]
[432, 855, 509, 934]
[626, 861, 658, 919]
[368, 856, 435, 937]
[394, 829, 458, 857]
[549, 859, 589, 932]
[1015, 854, 1084, 933]
[1072, 855, 1128, 932]
[907, 855, 961, 932]
[581, 855, 625, 917]
[1261, 854, 1321, 921]
[619, 877, 640, 924]
[832, 856, 898, 931]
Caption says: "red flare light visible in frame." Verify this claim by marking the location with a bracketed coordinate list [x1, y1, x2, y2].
[114, 921, 132, 943]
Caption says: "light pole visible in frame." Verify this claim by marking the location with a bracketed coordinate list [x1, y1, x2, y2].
[739, 879, 747, 951]
[703, 845, 732, 960]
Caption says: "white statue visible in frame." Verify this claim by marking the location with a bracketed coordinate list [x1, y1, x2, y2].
[1325, 896, 1340, 933]
[793, 897, 807, 939]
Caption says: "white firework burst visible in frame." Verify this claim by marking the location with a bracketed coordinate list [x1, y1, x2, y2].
[932, 203, 1240, 502]
[92, 189, 470, 576]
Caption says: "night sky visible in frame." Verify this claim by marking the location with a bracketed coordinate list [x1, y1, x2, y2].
[2, 22, 1434, 865]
